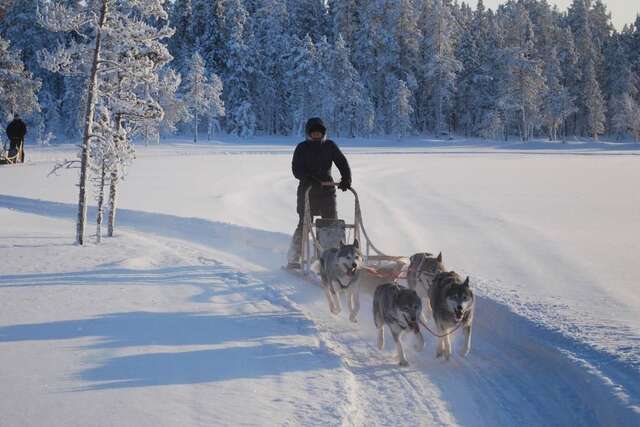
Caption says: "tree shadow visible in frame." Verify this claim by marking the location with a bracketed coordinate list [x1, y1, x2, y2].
[78, 342, 338, 390]
[0, 311, 314, 349]
[0, 309, 336, 390]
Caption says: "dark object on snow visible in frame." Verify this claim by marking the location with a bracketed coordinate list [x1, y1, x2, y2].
[2, 116, 27, 164]
[7, 116, 27, 140]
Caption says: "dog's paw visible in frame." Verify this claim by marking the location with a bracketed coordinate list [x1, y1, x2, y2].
[461, 346, 471, 357]
[398, 359, 410, 367]
[349, 314, 358, 323]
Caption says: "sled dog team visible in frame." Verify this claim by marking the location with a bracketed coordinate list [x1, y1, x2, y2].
[317, 240, 474, 367]
[290, 117, 473, 366]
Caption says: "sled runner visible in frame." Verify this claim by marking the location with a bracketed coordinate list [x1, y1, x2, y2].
[0, 139, 24, 165]
[291, 183, 407, 284]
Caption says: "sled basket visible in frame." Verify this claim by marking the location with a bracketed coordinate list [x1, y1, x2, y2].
[299, 184, 407, 280]
[315, 218, 346, 258]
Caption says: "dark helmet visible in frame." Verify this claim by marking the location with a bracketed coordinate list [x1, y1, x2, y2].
[305, 117, 326, 137]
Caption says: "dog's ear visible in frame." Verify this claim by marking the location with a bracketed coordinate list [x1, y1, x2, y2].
[462, 276, 470, 288]
[353, 238, 359, 249]
[437, 252, 442, 262]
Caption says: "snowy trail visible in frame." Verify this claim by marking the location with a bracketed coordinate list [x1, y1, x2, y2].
[1, 195, 639, 425]
[0, 209, 354, 426]
[1, 143, 639, 425]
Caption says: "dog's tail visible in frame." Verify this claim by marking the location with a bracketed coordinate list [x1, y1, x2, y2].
[310, 259, 322, 274]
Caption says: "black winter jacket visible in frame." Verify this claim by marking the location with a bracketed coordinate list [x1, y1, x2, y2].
[292, 139, 351, 215]
[6, 119, 27, 140]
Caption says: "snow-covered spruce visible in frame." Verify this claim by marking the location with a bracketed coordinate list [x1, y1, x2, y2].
[0, 35, 40, 123]
[182, 52, 225, 143]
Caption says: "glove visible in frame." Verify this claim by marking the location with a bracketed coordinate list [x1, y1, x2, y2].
[338, 178, 351, 192]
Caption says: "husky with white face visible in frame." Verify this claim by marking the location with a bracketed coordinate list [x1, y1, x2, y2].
[429, 271, 474, 360]
[318, 239, 363, 322]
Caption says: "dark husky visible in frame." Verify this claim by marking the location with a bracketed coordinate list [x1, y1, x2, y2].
[429, 272, 474, 360]
[406, 252, 446, 295]
[318, 239, 363, 322]
[373, 283, 425, 366]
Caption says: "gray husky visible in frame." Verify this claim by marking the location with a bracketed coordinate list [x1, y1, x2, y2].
[407, 252, 446, 294]
[429, 272, 474, 360]
[318, 239, 363, 322]
[373, 283, 425, 366]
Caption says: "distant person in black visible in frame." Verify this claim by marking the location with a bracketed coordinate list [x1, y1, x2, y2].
[287, 117, 352, 269]
[6, 114, 27, 163]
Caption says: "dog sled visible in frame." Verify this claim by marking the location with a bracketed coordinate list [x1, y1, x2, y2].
[290, 183, 408, 288]
[0, 139, 24, 165]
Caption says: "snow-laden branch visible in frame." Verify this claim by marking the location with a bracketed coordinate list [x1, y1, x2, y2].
[37, 3, 94, 33]
[48, 159, 81, 177]
[37, 40, 91, 76]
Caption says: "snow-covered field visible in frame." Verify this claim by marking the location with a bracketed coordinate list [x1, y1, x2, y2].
[1, 138, 639, 426]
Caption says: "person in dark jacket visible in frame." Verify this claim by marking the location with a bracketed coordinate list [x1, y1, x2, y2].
[287, 117, 352, 268]
[6, 114, 27, 163]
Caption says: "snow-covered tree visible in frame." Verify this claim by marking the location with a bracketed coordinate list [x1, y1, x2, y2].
[0, 0, 63, 138]
[567, 0, 607, 137]
[167, 0, 193, 77]
[153, 68, 189, 139]
[89, 106, 132, 243]
[252, 0, 291, 134]
[327, 34, 373, 137]
[217, 0, 256, 136]
[288, 34, 323, 135]
[0, 0, 635, 142]
[38, 0, 173, 244]
[287, 0, 329, 42]
[0, 35, 40, 121]
[420, 0, 462, 135]
[499, 2, 547, 141]
[604, 32, 639, 140]
[543, 47, 576, 141]
[182, 52, 225, 142]
[328, 0, 359, 47]
[386, 75, 414, 138]
[582, 58, 606, 139]
[610, 94, 640, 141]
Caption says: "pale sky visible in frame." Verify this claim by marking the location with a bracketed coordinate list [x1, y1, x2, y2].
[482, 0, 639, 30]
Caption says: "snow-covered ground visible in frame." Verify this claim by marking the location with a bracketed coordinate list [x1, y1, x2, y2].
[1, 138, 639, 426]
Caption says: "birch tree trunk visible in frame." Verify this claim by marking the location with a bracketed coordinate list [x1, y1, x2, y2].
[76, 0, 108, 245]
[194, 110, 198, 143]
[107, 113, 122, 238]
[107, 168, 118, 237]
[96, 160, 106, 244]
